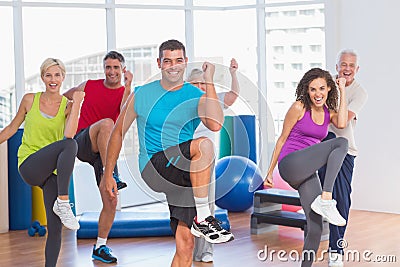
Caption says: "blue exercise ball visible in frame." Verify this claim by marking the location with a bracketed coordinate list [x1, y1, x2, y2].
[215, 155, 263, 212]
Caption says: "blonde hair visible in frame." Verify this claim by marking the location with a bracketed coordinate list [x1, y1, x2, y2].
[40, 58, 66, 78]
[187, 68, 204, 82]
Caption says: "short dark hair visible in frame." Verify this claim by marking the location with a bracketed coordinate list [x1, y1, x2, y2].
[103, 51, 125, 67]
[158, 39, 186, 59]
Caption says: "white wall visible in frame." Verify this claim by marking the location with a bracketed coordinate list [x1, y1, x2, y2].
[325, 0, 400, 214]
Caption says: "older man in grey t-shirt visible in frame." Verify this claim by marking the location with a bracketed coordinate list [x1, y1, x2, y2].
[319, 49, 368, 267]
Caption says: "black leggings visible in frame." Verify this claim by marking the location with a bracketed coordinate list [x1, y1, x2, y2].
[278, 137, 348, 267]
[19, 138, 78, 267]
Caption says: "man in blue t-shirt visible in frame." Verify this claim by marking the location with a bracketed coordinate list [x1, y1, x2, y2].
[103, 39, 234, 266]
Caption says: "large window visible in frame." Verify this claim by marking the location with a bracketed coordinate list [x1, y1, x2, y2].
[22, 7, 106, 92]
[265, 3, 325, 137]
[0, 7, 14, 127]
[194, 9, 257, 80]
[0, 7, 14, 91]
[194, 9, 258, 116]
[22, 0, 103, 2]
[2, 0, 326, 211]
[117, 0, 183, 4]
[194, 0, 255, 6]
[115, 8, 185, 84]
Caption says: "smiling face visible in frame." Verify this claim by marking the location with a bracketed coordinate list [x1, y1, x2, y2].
[190, 79, 207, 92]
[307, 77, 331, 109]
[104, 58, 125, 88]
[41, 65, 65, 93]
[157, 49, 188, 89]
[336, 53, 359, 87]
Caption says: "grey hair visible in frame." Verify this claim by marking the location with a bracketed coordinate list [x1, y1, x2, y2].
[187, 68, 204, 82]
[336, 49, 359, 66]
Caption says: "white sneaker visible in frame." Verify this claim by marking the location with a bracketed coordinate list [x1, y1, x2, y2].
[191, 216, 234, 244]
[53, 200, 80, 230]
[201, 253, 214, 263]
[311, 195, 346, 226]
[329, 252, 344, 267]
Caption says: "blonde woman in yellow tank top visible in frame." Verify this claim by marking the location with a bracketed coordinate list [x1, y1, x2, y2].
[0, 58, 84, 267]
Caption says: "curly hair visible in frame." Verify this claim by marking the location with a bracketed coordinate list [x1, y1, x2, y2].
[295, 68, 338, 111]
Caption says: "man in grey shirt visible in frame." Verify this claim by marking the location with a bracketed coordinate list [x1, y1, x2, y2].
[319, 49, 368, 267]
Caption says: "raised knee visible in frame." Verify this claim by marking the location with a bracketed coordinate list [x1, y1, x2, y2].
[64, 138, 78, 152]
[195, 137, 214, 155]
[99, 118, 115, 132]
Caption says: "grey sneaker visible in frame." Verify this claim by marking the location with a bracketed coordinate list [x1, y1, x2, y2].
[53, 200, 80, 230]
[311, 195, 346, 226]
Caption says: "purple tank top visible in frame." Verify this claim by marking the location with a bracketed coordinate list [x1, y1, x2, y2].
[278, 105, 330, 162]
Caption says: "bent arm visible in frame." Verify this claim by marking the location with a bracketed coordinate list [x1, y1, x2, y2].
[224, 58, 240, 107]
[120, 70, 133, 110]
[64, 91, 85, 138]
[264, 101, 303, 186]
[63, 81, 86, 100]
[103, 93, 137, 196]
[331, 78, 348, 129]
[198, 62, 224, 132]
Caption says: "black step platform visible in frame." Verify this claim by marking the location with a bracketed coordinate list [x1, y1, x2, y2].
[251, 211, 306, 234]
[251, 188, 329, 239]
[253, 188, 301, 213]
[251, 188, 304, 234]
[254, 188, 301, 206]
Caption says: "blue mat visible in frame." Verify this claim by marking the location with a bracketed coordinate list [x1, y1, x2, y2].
[77, 208, 230, 239]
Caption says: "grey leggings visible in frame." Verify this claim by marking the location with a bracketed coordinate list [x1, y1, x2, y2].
[278, 137, 348, 267]
[19, 138, 78, 267]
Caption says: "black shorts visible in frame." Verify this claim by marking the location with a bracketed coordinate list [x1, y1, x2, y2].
[141, 140, 196, 235]
[74, 127, 103, 186]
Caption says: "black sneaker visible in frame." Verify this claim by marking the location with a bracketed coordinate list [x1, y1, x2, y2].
[190, 216, 234, 244]
[113, 173, 127, 190]
[92, 245, 117, 263]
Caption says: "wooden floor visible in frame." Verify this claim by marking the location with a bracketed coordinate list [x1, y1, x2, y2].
[1, 209, 399, 267]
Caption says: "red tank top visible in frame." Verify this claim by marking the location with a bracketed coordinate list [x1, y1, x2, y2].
[77, 79, 125, 133]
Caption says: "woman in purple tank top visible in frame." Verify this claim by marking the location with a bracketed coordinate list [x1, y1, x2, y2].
[264, 68, 348, 267]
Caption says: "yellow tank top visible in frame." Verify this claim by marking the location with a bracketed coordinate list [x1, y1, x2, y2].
[18, 92, 68, 167]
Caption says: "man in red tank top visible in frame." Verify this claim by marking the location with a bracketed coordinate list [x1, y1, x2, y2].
[64, 51, 133, 263]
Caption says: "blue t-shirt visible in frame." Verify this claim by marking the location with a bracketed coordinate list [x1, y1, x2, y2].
[134, 80, 204, 172]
